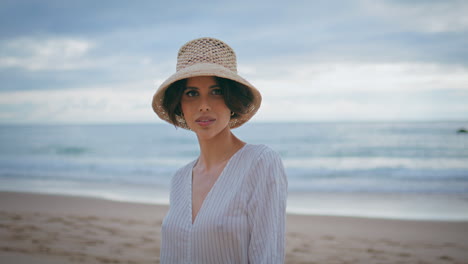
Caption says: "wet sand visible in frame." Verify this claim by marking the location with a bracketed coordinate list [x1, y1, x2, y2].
[1, 191, 467, 263]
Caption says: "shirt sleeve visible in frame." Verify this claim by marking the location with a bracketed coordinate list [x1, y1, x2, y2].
[247, 148, 288, 263]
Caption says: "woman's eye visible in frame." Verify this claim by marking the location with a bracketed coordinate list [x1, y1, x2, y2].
[185, 90, 198, 97]
[212, 89, 223, 95]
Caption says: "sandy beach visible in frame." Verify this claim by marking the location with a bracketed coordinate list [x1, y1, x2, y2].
[1, 191, 467, 264]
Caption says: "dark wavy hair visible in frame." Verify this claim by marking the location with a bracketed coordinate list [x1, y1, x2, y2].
[162, 77, 254, 127]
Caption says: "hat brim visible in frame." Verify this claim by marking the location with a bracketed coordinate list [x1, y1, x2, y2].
[152, 63, 261, 130]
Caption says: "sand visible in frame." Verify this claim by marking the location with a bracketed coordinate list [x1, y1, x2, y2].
[1, 191, 467, 264]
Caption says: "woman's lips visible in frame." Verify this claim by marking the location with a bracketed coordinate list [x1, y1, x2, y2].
[195, 117, 216, 127]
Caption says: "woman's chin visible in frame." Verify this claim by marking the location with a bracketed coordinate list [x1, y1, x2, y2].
[193, 124, 230, 141]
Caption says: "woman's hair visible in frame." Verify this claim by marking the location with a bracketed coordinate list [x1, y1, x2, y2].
[162, 77, 254, 127]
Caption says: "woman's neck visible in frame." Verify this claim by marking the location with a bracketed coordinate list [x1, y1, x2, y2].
[196, 127, 245, 171]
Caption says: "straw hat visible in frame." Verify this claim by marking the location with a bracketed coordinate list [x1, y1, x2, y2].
[152, 37, 261, 129]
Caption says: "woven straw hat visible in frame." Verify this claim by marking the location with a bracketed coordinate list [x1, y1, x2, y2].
[152, 37, 262, 129]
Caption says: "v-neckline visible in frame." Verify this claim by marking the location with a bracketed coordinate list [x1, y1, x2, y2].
[189, 144, 248, 225]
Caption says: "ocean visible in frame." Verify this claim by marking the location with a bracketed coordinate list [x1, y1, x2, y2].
[1, 122, 467, 220]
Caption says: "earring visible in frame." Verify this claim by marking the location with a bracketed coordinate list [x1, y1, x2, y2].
[231, 112, 235, 117]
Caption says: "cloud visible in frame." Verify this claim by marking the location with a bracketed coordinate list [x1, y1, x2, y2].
[0, 37, 95, 71]
[360, 0, 468, 33]
[243, 61, 468, 96]
[0, 82, 157, 124]
[0, 35, 175, 91]
[243, 60, 468, 121]
[258, 93, 468, 122]
[0, 1, 467, 123]
[1, 60, 467, 124]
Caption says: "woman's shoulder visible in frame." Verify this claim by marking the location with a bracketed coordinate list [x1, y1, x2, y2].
[242, 144, 287, 185]
[171, 159, 196, 184]
[176, 159, 197, 174]
[240, 144, 285, 175]
[243, 143, 282, 161]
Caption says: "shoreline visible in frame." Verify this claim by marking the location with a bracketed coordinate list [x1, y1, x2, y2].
[2, 184, 468, 221]
[3, 190, 468, 222]
[1, 191, 468, 263]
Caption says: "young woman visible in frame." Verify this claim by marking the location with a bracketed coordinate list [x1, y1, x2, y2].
[152, 37, 288, 263]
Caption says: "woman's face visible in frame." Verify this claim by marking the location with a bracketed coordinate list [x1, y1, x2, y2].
[181, 76, 231, 140]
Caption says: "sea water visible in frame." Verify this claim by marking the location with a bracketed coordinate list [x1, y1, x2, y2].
[1, 122, 467, 220]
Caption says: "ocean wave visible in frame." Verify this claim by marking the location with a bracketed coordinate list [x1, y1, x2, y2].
[31, 145, 90, 156]
[284, 157, 468, 170]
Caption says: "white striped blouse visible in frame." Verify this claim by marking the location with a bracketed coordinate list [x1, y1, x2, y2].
[161, 144, 288, 263]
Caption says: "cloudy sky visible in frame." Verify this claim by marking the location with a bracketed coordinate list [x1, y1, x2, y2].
[0, 0, 467, 124]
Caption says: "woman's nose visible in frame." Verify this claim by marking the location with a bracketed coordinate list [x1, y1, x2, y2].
[199, 98, 211, 112]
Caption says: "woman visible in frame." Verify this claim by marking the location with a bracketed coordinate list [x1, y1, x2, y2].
[152, 37, 288, 263]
